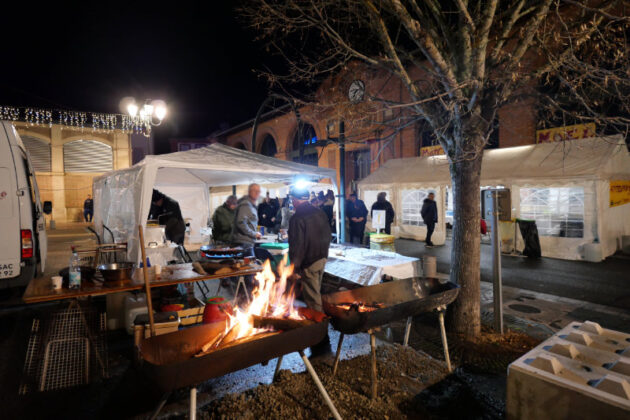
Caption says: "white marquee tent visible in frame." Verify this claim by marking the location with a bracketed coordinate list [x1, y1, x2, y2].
[358, 136, 630, 260]
[93, 143, 338, 263]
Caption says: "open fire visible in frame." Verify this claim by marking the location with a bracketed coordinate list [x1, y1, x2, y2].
[198, 257, 307, 355]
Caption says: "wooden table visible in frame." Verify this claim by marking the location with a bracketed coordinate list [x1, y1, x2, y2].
[23, 265, 262, 304]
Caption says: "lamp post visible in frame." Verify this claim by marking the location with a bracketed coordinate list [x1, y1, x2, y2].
[124, 98, 168, 126]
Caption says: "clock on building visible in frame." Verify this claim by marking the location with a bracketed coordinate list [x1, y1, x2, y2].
[348, 80, 365, 103]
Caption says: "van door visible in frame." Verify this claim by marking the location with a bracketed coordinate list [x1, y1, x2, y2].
[23, 153, 46, 272]
[12, 130, 47, 274]
[0, 143, 20, 280]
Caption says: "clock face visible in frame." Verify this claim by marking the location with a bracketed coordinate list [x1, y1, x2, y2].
[348, 80, 365, 103]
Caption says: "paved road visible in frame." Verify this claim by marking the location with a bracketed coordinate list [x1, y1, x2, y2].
[395, 238, 630, 310]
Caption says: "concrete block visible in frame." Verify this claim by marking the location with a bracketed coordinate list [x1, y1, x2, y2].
[507, 321, 630, 420]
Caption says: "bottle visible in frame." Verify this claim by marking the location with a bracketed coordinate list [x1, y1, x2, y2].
[68, 246, 81, 289]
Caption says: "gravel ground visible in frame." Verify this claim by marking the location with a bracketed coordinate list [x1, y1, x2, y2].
[201, 343, 450, 420]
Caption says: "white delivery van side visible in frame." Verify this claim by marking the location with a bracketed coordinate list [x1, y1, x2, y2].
[0, 121, 47, 288]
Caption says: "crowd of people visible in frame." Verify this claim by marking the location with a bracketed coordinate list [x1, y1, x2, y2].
[210, 186, 440, 250]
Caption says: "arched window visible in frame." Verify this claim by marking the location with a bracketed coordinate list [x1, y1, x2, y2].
[63, 140, 113, 173]
[260, 134, 277, 157]
[21, 135, 51, 172]
[401, 189, 430, 226]
[291, 123, 318, 166]
[519, 187, 584, 237]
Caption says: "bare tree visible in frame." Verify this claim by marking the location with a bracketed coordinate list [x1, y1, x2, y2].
[241, 0, 630, 338]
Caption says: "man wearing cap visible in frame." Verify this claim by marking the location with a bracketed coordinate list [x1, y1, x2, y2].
[212, 195, 238, 244]
[149, 189, 186, 244]
[288, 188, 332, 358]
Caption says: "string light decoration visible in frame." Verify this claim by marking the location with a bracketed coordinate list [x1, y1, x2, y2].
[1, 106, 20, 121]
[0, 105, 153, 136]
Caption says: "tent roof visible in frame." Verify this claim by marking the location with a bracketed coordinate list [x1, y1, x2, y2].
[96, 142, 337, 187]
[359, 135, 629, 187]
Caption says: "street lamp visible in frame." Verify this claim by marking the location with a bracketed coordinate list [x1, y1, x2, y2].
[123, 98, 167, 126]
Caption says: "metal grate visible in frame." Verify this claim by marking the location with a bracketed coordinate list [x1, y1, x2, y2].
[21, 135, 52, 172]
[63, 139, 113, 173]
[20, 304, 108, 394]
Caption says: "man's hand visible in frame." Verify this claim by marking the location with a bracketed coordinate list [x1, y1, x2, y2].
[255, 232, 262, 239]
[289, 273, 301, 281]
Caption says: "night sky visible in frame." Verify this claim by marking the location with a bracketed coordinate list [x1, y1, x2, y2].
[0, 1, 274, 153]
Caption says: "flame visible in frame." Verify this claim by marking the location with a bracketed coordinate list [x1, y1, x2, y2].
[223, 256, 301, 341]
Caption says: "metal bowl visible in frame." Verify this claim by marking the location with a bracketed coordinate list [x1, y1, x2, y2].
[97, 262, 135, 282]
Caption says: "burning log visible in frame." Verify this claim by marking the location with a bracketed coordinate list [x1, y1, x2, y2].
[251, 315, 314, 331]
[335, 302, 385, 312]
[196, 331, 279, 357]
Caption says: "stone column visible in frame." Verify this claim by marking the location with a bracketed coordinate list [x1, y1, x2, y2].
[49, 126, 67, 222]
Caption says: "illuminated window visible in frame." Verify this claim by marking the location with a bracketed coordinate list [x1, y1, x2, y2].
[519, 187, 584, 237]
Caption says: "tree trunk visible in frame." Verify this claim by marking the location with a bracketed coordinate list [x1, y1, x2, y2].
[448, 150, 483, 339]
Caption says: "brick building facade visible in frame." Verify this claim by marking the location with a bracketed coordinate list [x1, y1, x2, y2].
[210, 62, 537, 192]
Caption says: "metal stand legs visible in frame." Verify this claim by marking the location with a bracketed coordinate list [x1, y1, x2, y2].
[437, 307, 452, 372]
[332, 333, 345, 377]
[299, 350, 342, 420]
[273, 355, 284, 382]
[149, 391, 171, 420]
[190, 387, 197, 420]
[369, 331, 378, 399]
[403, 316, 413, 346]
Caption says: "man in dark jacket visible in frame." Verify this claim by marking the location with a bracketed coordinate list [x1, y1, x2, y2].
[149, 189, 186, 244]
[370, 192, 395, 234]
[83, 194, 93, 222]
[257, 193, 276, 231]
[212, 195, 237, 243]
[288, 188, 332, 358]
[421, 192, 438, 247]
[347, 193, 368, 245]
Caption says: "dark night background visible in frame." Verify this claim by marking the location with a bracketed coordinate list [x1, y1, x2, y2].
[0, 1, 274, 153]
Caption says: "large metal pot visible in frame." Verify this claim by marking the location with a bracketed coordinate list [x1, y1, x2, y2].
[97, 262, 135, 282]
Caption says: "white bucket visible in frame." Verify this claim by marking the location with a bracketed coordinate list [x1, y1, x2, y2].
[583, 243, 603, 263]
[423, 256, 437, 278]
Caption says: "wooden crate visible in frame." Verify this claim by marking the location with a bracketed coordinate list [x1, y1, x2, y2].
[178, 298, 205, 326]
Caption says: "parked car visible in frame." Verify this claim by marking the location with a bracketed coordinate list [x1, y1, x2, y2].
[0, 121, 48, 288]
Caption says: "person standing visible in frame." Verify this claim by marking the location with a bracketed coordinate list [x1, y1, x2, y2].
[288, 188, 332, 358]
[149, 189, 186, 244]
[321, 189, 335, 229]
[231, 183, 262, 255]
[257, 192, 276, 231]
[83, 194, 93, 222]
[421, 192, 438, 247]
[212, 195, 237, 244]
[347, 193, 368, 245]
[370, 192, 395, 234]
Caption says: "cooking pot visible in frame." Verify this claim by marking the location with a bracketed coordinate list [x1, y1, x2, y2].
[202, 297, 233, 324]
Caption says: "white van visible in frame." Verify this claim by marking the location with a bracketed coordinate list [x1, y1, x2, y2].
[0, 121, 47, 288]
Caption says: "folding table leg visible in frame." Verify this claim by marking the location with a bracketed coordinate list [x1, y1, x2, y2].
[299, 350, 342, 420]
[190, 386, 197, 420]
[332, 333, 345, 377]
[437, 308, 452, 372]
[403, 316, 413, 346]
[273, 356, 283, 382]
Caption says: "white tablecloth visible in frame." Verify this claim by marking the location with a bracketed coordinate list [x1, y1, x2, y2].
[325, 244, 420, 286]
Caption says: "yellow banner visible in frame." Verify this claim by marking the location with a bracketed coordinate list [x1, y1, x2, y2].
[420, 145, 444, 157]
[536, 123, 596, 143]
[610, 180, 630, 207]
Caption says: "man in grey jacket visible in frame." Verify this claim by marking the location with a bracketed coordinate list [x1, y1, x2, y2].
[231, 183, 262, 254]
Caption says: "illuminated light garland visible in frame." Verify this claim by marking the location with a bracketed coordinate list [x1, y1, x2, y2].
[0, 105, 152, 136]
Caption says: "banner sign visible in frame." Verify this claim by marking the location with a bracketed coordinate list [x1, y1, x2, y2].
[610, 180, 630, 207]
[536, 123, 596, 144]
[420, 145, 444, 157]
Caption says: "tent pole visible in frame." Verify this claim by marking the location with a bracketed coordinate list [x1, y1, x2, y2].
[339, 121, 346, 243]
